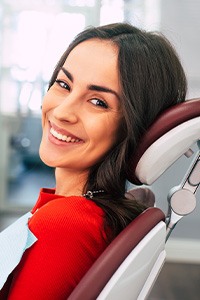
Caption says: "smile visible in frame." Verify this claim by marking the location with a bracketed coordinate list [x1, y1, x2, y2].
[50, 128, 82, 143]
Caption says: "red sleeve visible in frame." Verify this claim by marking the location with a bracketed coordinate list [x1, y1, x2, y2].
[7, 197, 108, 300]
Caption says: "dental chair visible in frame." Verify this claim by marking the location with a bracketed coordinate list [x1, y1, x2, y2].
[68, 98, 200, 300]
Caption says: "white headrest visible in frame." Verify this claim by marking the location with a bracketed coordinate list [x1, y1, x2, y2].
[135, 117, 200, 185]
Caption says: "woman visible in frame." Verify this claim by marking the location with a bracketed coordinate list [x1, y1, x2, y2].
[0, 22, 187, 299]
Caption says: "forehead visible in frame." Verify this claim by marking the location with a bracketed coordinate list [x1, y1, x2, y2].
[62, 39, 120, 88]
[68, 38, 118, 59]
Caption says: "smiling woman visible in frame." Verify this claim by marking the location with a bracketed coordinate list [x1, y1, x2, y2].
[0, 22, 187, 299]
[40, 39, 122, 181]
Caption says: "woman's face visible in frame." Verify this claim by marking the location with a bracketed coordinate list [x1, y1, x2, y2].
[39, 39, 122, 174]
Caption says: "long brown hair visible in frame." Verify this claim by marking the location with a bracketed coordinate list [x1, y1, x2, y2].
[48, 23, 187, 239]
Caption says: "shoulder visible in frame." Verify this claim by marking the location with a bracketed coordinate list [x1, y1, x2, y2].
[29, 196, 106, 241]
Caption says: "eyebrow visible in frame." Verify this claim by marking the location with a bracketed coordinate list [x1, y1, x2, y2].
[61, 66, 120, 99]
[88, 85, 120, 99]
[61, 67, 73, 82]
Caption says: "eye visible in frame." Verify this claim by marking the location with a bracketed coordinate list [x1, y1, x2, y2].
[90, 98, 108, 109]
[55, 79, 70, 91]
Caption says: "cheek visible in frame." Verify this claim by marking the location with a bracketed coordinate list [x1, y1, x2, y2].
[41, 94, 51, 128]
[87, 115, 121, 147]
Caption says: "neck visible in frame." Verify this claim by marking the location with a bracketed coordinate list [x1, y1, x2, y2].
[55, 167, 89, 197]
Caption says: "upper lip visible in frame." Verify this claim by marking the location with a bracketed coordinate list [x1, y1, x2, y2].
[49, 121, 83, 141]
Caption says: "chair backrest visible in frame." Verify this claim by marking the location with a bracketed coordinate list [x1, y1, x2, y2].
[68, 207, 165, 300]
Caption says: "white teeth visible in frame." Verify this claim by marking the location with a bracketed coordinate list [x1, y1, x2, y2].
[50, 128, 80, 143]
[61, 135, 67, 141]
[66, 136, 71, 142]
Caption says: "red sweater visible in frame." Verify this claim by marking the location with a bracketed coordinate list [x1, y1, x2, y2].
[2, 188, 108, 299]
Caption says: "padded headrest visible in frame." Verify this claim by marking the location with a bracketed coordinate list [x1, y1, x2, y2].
[127, 98, 200, 185]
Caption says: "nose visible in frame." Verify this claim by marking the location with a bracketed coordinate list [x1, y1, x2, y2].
[53, 92, 80, 124]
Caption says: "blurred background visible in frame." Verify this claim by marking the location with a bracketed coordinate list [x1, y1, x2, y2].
[0, 0, 200, 299]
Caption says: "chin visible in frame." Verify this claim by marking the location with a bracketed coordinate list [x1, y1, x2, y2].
[39, 156, 55, 168]
[39, 146, 55, 168]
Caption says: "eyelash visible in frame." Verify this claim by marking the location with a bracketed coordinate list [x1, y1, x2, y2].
[55, 79, 70, 91]
[55, 79, 108, 109]
[90, 99, 108, 109]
